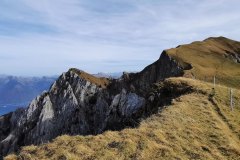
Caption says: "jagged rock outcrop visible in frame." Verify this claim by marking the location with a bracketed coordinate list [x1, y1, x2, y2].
[0, 51, 183, 157]
[0, 70, 144, 156]
[108, 51, 186, 95]
[130, 51, 185, 92]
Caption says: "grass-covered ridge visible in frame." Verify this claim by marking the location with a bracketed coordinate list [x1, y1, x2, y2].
[167, 37, 240, 89]
[69, 68, 110, 88]
[6, 77, 240, 160]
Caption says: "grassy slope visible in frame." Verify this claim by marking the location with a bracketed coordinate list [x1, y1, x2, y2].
[167, 37, 240, 89]
[6, 78, 240, 160]
[69, 68, 110, 88]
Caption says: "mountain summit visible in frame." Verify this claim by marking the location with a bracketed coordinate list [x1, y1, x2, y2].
[1, 37, 240, 159]
[166, 36, 240, 88]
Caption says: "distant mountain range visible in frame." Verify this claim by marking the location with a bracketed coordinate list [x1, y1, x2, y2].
[93, 72, 123, 79]
[0, 75, 57, 115]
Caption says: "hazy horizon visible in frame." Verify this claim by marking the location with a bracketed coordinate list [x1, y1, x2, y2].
[1, 0, 240, 76]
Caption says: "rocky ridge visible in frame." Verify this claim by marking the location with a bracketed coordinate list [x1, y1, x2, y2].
[1, 36, 239, 157]
[0, 51, 184, 156]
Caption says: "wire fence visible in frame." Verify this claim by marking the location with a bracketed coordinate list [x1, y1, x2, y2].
[190, 75, 239, 111]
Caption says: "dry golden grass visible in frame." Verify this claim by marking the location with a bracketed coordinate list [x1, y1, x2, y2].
[69, 68, 110, 88]
[167, 37, 240, 89]
[6, 77, 240, 160]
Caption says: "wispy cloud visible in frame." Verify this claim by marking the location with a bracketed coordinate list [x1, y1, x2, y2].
[0, 0, 240, 76]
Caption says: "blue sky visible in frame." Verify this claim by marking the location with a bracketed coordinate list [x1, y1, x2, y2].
[0, 0, 240, 76]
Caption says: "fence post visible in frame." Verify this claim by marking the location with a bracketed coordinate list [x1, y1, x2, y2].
[230, 88, 233, 111]
[213, 76, 216, 88]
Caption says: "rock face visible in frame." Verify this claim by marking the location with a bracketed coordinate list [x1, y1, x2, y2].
[0, 49, 184, 157]
[130, 51, 185, 92]
[108, 51, 185, 96]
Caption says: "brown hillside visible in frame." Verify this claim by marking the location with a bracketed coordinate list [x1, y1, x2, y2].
[166, 37, 240, 89]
